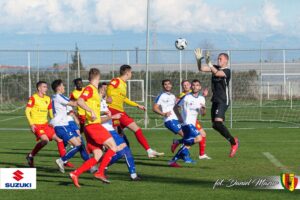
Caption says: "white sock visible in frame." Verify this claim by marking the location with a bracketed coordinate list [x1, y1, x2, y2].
[147, 149, 153, 154]
[130, 173, 137, 179]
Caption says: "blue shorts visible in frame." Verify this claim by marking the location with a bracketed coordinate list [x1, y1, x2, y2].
[68, 121, 79, 133]
[164, 120, 181, 134]
[182, 124, 200, 144]
[109, 130, 126, 146]
[54, 126, 78, 143]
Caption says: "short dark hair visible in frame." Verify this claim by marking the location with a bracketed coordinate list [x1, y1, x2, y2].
[191, 79, 201, 85]
[36, 81, 47, 90]
[218, 53, 229, 60]
[162, 79, 171, 86]
[51, 79, 63, 92]
[73, 78, 82, 86]
[98, 82, 107, 89]
[120, 65, 132, 76]
[88, 68, 100, 81]
[181, 80, 190, 86]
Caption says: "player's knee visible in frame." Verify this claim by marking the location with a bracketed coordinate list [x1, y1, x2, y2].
[212, 121, 223, 130]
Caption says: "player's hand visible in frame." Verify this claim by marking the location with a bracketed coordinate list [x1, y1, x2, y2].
[30, 125, 36, 133]
[91, 111, 97, 121]
[202, 88, 209, 97]
[112, 113, 122, 120]
[164, 111, 172, 117]
[106, 96, 112, 104]
[194, 48, 204, 61]
[205, 51, 213, 68]
[105, 110, 112, 118]
[137, 105, 146, 111]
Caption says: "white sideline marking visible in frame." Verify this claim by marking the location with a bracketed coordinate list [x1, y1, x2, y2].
[0, 116, 24, 122]
[262, 152, 291, 173]
[0, 128, 28, 131]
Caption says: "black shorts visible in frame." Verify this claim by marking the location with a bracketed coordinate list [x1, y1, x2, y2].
[211, 102, 229, 122]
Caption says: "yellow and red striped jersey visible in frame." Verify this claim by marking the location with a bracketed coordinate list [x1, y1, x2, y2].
[70, 88, 85, 116]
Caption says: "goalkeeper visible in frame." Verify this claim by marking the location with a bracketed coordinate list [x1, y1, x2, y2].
[194, 49, 239, 157]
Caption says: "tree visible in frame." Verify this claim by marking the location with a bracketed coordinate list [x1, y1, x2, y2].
[70, 43, 84, 71]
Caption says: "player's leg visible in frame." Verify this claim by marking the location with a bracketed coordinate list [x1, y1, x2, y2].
[164, 119, 184, 153]
[117, 126, 130, 147]
[126, 121, 164, 158]
[211, 103, 239, 157]
[195, 120, 211, 159]
[26, 132, 49, 167]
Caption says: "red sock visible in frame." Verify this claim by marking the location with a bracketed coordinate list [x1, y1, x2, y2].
[57, 141, 66, 157]
[134, 129, 150, 151]
[31, 141, 46, 156]
[199, 136, 206, 156]
[97, 149, 116, 174]
[73, 157, 97, 176]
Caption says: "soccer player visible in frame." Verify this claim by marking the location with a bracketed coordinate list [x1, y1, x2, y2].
[70, 78, 85, 133]
[25, 81, 67, 167]
[194, 48, 239, 157]
[50, 79, 90, 173]
[176, 80, 211, 160]
[69, 68, 117, 187]
[107, 64, 164, 158]
[99, 82, 140, 181]
[169, 79, 205, 167]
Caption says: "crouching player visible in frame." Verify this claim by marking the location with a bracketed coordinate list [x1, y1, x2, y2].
[25, 81, 67, 167]
[99, 82, 140, 180]
[50, 79, 90, 173]
[169, 79, 205, 167]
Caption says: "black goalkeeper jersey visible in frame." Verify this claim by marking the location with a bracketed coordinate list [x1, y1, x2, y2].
[211, 65, 231, 105]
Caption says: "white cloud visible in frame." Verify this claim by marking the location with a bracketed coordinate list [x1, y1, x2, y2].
[0, 0, 288, 35]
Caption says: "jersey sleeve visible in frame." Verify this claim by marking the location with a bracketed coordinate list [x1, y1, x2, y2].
[26, 96, 35, 108]
[80, 86, 93, 101]
[223, 68, 231, 78]
[124, 98, 138, 107]
[57, 95, 70, 106]
[177, 95, 186, 107]
[109, 78, 120, 88]
[154, 93, 163, 105]
[200, 97, 206, 108]
[70, 93, 75, 100]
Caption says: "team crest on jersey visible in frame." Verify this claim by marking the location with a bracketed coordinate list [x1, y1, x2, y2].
[281, 173, 298, 192]
[83, 91, 89, 96]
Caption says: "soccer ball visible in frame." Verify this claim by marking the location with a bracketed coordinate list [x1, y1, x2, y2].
[175, 38, 187, 50]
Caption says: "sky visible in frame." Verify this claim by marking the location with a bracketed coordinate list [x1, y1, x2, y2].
[0, 0, 300, 50]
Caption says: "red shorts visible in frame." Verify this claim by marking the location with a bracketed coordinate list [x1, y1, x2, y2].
[109, 107, 134, 128]
[195, 120, 203, 131]
[84, 123, 112, 153]
[78, 115, 86, 125]
[33, 124, 55, 141]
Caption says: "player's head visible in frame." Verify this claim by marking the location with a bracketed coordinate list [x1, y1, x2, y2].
[120, 64, 132, 80]
[181, 80, 191, 93]
[36, 81, 48, 95]
[218, 53, 229, 67]
[191, 79, 202, 94]
[98, 82, 107, 97]
[162, 79, 172, 92]
[73, 78, 83, 90]
[51, 79, 65, 94]
[88, 68, 101, 85]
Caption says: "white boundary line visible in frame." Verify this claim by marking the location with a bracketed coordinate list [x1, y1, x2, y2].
[0, 116, 24, 122]
[262, 152, 292, 173]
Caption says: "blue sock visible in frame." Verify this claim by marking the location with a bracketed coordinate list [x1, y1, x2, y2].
[79, 145, 90, 161]
[61, 146, 80, 162]
[123, 146, 136, 174]
[172, 145, 189, 161]
[109, 149, 125, 166]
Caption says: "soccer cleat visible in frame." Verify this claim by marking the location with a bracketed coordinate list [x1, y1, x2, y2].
[229, 137, 239, 158]
[183, 157, 196, 164]
[94, 173, 110, 184]
[26, 154, 34, 168]
[56, 158, 65, 173]
[64, 162, 75, 168]
[171, 140, 180, 153]
[168, 161, 181, 168]
[199, 154, 212, 160]
[89, 165, 98, 174]
[69, 172, 80, 188]
[148, 149, 165, 158]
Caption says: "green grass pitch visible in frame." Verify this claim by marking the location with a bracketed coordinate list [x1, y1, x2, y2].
[0, 115, 299, 199]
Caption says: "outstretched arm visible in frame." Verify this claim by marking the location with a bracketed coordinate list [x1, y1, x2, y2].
[194, 48, 211, 72]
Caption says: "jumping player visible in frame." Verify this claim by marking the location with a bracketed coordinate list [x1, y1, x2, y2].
[194, 48, 239, 157]
[25, 81, 67, 167]
[107, 65, 164, 158]
[69, 68, 117, 187]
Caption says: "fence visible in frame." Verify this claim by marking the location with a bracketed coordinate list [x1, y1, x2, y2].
[0, 49, 300, 129]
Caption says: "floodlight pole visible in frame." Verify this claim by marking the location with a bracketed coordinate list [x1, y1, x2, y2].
[145, 0, 150, 128]
[28, 52, 32, 97]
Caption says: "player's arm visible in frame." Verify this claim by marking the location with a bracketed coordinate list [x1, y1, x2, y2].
[200, 106, 206, 116]
[153, 103, 169, 117]
[69, 110, 80, 125]
[124, 97, 146, 111]
[47, 100, 54, 119]
[100, 113, 122, 123]
[173, 104, 183, 123]
[25, 97, 35, 133]
[194, 48, 211, 72]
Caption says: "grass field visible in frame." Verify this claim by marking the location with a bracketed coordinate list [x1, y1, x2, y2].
[0, 113, 300, 199]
